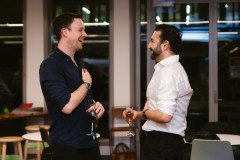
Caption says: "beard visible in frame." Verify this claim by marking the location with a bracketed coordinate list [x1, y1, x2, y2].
[150, 51, 160, 60]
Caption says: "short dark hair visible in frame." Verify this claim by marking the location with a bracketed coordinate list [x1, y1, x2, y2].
[52, 12, 82, 41]
[155, 24, 182, 54]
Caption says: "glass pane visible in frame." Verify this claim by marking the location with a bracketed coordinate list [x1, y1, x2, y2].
[150, 3, 210, 132]
[51, 0, 110, 138]
[0, 0, 23, 112]
[218, 2, 240, 126]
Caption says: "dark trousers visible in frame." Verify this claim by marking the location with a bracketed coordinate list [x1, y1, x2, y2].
[143, 131, 184, 160]
[52, 144, 101, 160]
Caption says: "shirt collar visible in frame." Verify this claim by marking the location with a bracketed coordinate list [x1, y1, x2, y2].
[154, 55, 179, 70]
[54, 47, 72, 60]
[54, 47, 81, 63]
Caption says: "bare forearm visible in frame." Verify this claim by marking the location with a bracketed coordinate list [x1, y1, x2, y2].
[62, 84, 88, 114]
[139, 109, 172, 123]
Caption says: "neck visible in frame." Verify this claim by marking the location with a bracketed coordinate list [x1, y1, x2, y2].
[156, 51, 176, 62]
[58, 40, 75, 59]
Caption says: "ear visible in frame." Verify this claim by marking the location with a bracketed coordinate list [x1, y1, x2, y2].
[61, 28, 68, 38]
[163, 40, 170, 50]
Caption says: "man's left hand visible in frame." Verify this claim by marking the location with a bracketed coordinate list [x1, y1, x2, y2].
[94, 101, 105, 119]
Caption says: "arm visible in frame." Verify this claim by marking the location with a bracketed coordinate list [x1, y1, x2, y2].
[123, 108, 172, 123]
[139, 69, 177, 123]
[62, 68, 92, 114]
[123, 99, 172, 123]
[138, 109, 172, 123]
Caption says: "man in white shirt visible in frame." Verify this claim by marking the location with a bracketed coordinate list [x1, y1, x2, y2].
[123, 24, 193, 160]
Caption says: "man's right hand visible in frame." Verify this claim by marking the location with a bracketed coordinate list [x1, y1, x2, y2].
[82, 69, 92, 84]
[123, 107, 140, 120]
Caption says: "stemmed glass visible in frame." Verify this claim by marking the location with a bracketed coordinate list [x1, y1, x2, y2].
[126, 110, 135, 137]
[86, 104, 97, 138]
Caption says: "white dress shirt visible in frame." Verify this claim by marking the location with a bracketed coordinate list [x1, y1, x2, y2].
[142, 55, 193, 136]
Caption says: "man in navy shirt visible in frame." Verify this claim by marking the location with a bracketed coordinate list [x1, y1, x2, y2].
[39, 13, 105, 160]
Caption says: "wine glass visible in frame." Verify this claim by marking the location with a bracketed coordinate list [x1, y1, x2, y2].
[126, 111, 135, 137]
[86, 104, 97, 138]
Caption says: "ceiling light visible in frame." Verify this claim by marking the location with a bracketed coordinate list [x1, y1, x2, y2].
[82, 7, 91, 14]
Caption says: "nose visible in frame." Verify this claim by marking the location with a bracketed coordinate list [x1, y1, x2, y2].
[83, 31, 87, 38]
[147, 43, 151, 49]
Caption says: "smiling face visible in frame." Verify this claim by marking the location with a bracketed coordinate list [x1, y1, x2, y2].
[148, 31, 163, 61]
[65, 18, 87, 52]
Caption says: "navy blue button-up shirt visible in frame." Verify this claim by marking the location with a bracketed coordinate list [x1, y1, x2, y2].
[39, 48, 97, 149]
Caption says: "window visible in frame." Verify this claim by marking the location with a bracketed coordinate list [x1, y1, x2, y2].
[0, 0, 23, 111]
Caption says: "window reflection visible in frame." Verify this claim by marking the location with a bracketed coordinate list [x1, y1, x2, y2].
[0, 0, 23, 111]
[218, 2, 240, 124]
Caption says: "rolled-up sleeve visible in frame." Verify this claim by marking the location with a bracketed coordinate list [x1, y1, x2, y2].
[40, 59, 70, 110]
[156, 69, 178, 115]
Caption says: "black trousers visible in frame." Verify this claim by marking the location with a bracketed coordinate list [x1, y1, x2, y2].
[143, 131, 184, 160]
[51, 144, 101, 160]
